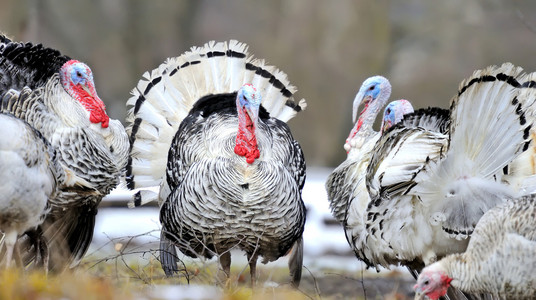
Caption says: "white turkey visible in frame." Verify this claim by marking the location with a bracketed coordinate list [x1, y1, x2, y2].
[325, 79, 422, 264]
[360, 63, 536, 273]
[414, 194, 536, 299]
[326, 76, 392, 228]
[125, 40, 307, 286]
[0, 113, 65, 269]
[0, 34, 129, 269]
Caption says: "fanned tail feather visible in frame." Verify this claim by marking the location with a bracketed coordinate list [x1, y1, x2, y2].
[411, 63, 536, 237]
[126, 40, 306, 191]
[447, 63, 533, 178]
[398, 107, 450, 134]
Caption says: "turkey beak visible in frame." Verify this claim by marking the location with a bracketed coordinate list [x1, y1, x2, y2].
[246, 105, 259, 128]
[381, 119, 392, 134]
[81, 84, 92, 96]
[81, 84, 104, 106]
[352, 92, 371, 123]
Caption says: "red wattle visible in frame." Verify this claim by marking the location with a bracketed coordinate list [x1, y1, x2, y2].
[427, 274, 452, 300]
[234, 144, 247, 156]
[345, 103, 369, 153]
[234, 110, 260, 164]
[72, 85, 110, 128]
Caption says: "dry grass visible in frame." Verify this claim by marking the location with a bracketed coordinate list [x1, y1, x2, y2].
[0, 268, 133, 300]
[0, 260, 311, 300]
[0, 232, 415, 300]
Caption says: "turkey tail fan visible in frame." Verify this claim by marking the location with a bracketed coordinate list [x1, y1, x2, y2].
[126, 40, 307, 191]
[410, 63, 536, 239]
[502, 76, 536, 195]
[396, 107, 450, 134]
[447, 63, 535, 178]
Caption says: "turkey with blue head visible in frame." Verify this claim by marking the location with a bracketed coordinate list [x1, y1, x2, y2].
[326, 75, 395, 258]
[0, 33, 129, 270]
[126, 40, 307, 287]
[355, 64, 536, 300]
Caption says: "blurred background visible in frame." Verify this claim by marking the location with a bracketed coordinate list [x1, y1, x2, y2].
[1, 0, 536, 167]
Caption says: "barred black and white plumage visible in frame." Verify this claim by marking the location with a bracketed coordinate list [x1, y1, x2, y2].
[126, 40, 307, 286]
[0, 113, 64, 269]
[0, 34, 129, 269]
[361, 63, 536, 273]
[394, 106, 450, 134]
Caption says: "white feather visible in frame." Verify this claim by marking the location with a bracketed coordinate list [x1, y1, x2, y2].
[126, 40, 306, 190]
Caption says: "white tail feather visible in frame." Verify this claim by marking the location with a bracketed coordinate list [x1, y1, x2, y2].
[126, 40, 306, 190]
[433, 63, 531, 183]
[410, 63, 536, 236]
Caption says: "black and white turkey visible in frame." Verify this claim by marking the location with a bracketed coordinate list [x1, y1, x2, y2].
[126, 40, 307, 286]
[0, 34, 129, 269]
[0, 113, 65, 269]
[360, 63, 536, 273]
[414, 194, 536, 299]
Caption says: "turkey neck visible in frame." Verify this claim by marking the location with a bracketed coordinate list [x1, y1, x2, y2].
[69, 83, 109, 128]
[346, 91, 389, 150]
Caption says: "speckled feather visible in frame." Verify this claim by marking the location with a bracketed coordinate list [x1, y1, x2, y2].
[0, 36, 129, 268]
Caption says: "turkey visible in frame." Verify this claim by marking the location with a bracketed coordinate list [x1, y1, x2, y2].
[326, 78, 421, 267]
[381, 99, 414, 133]
[0, 113, 65, 269]
[414, 194, 536, 299]
[360, 63, 536, 273]
[0, 34, 129, 269]
[126, 40, 307, 286]
[326, 76, 392, 228]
